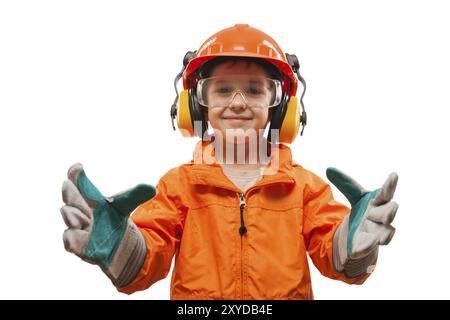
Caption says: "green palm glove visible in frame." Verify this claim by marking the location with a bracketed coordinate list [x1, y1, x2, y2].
[60, 163, 156, 287]
[327, 167, 399, 278]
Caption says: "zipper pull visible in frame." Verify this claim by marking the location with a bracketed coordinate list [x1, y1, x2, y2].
[239, 193, 247, 236]
[239, 194, 246, 208]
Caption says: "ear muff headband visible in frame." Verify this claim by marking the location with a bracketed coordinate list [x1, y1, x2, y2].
[170, 51, 197, 132]
[267, 54, 307, 144]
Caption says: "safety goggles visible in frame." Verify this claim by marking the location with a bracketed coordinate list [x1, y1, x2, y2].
[196, 75, 282, 109]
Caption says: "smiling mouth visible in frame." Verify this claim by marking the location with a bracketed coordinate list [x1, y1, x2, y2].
[222, 117, 253, 120]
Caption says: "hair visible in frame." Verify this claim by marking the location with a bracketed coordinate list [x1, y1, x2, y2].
[197, 56, 284, 81]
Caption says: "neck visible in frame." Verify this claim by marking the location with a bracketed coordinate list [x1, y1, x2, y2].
[212, 134, 271, 166]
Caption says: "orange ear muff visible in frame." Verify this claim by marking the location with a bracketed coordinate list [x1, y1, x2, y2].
[279, 96, 301, 144]
[177, 89, 194, 137]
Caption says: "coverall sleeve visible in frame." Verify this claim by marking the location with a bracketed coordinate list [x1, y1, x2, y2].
[302, 171, 372, 285]
[116, 176, 185, 294]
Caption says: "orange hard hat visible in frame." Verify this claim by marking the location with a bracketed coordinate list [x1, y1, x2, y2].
[183, 24, 298, 96]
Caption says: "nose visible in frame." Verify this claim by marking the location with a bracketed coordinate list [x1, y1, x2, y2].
[228, 91, 248, 110]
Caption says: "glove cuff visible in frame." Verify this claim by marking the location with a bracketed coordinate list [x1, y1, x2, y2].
[106, 219, 147, 288]
[342, 247, 378, 278]
[333, 219, 378, 278]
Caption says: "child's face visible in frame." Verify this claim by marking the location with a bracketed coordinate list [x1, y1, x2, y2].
[204, 61, 273, 140]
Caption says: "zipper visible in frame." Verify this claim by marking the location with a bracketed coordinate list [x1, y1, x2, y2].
[235, 182, 293, 299]
[238, 193, 246, 299]
[239, 193, 247, 236]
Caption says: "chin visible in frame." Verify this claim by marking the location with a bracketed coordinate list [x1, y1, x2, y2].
[216, 129, 263, 145]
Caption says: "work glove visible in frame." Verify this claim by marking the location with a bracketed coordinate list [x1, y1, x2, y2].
[327, 167, 399, 278]
[60, 163, 156, 287]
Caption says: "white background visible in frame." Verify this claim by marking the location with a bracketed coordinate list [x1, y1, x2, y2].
[1, 0, 449, 299]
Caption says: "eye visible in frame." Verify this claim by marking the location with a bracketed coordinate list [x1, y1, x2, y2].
[215, 86, 233, 94]
[245, 86, 263, 95]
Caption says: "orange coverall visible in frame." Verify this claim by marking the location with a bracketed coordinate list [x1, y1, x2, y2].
[117, 140, 371, 299]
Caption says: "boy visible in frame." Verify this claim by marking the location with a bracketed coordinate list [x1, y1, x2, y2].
[60, 24, 399, 299]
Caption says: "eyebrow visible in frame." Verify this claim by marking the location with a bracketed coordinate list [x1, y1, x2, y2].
[249, 79, 265, 85]
[214, 79, 231, 84]
[210, 77, 269, 89]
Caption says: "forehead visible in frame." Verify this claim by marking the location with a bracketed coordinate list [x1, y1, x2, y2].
[209, 60, 270, 78]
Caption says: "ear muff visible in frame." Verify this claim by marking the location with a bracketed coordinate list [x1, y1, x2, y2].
[189, 87, 208, 139]
[176, 88, 208, 138]
[279, 96, 301, 144]
[268, 93, 289, 143]
[176, 90, 194, 137]
[268, 93, 302, 144]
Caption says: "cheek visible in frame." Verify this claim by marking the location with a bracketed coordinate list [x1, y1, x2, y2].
[253, 109, 269, 128]
[207, 108, 222, 127]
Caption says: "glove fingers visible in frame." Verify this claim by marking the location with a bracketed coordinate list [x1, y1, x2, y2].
[372, 172, 398, 206]
[364, 220, 396, 245]
[67, 163, 84, 186]
[67, 163, 104, 204]
[62, 179, 92, 218]
[367, 201, 399, 225]
[352, 231, 379, 258]
[63, 228, 90, 257]
[60, 205, 91, 229]
[381, 227, 396, 245]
